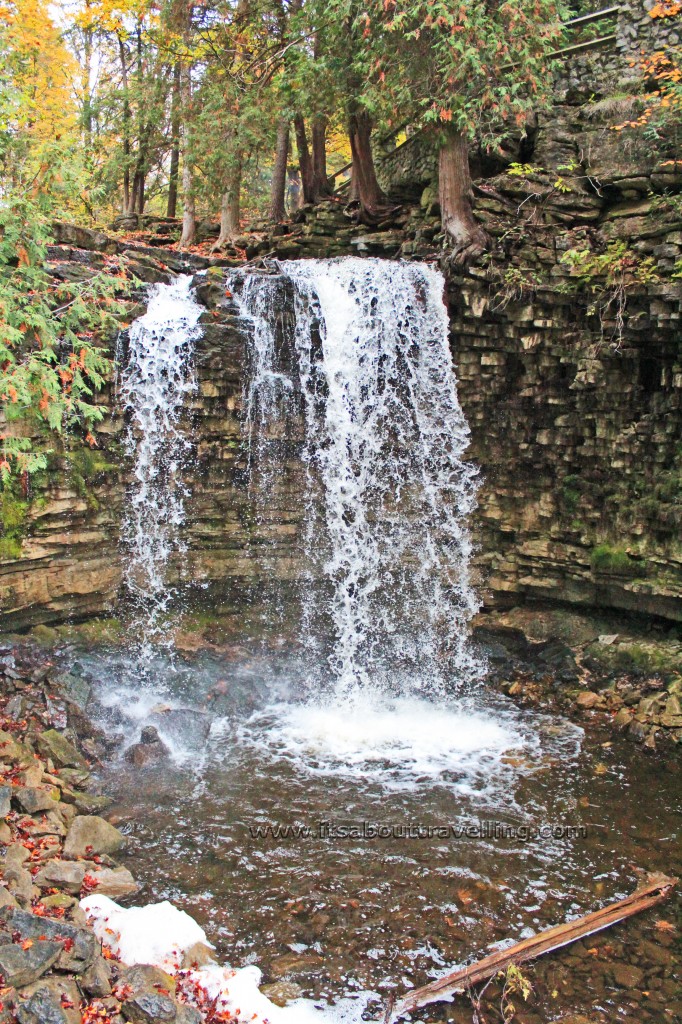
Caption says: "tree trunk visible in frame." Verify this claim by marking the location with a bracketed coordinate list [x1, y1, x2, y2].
[213, 154, 242, 250]
[311, 116, 331, 198]
[82, 13, 93, 148]
[135, 171, 145, 214]
[347, 107, 390, 223]
[118, 35, 133, 217]
[178, 64, 196, 248]
[438, 130, 488, 264]
[294, 114, 315, 204]
[270, 118, 289, 222]
[167, 63, 181, 218]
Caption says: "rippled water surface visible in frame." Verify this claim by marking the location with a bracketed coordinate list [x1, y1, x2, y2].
[70, 643, 681, 1020]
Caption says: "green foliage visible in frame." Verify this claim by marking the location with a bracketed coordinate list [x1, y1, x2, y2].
[492, 264, 543, 308]
[0, 191, 133, 480]
[354, 0, 569, 149]
[0, 487, 29, 560]
[560, 473, 586, 515]
[499, 963, 533, 1023]
[560, 242, 659, 347]
[591, 544, 641, 575]
[67, 446, 118, 510]
[506, 163, 543, 177]
[560, 242, 659, 289]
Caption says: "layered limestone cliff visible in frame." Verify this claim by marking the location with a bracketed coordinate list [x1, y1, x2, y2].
[0, 0, 680, 629]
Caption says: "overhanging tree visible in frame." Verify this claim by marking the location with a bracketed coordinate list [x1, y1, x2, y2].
[367, 0, 568, 260]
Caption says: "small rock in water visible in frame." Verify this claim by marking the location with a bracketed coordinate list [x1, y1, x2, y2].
[125, 726, 170, 767]
[260, 981, 304, 1006]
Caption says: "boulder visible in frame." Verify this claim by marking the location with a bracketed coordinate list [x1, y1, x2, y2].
[121, 990, 178, 1023]
[15, 978, 81, 1024]
[80, 955, 112, 997]
[181, 941, 216, 969]
[0, 907, 96, 973]
[51, 222, 118, 254]
[0, 887, 18, 909]
[175, 1007, 202, 1024]
[0, 940, 62, 988]
[86, 866, 139, 899]
[36, 731, 87, 770]
[150, 709, 211, 748]
[72, 793, 112, 815]
[0, 731, 32, 766]
[12, 787, 57, 815]
[34, 860, 86, 894]
[119, 964, 176, 994]
[63, 815, 124, 858]
[125, 726, 170, 768]
[0, 786, 11, 817]
[575, 691, 602, 709]
[260, 980, 304, 1006]
[4, 866, 34, 906]
[4, 844, 29, 870]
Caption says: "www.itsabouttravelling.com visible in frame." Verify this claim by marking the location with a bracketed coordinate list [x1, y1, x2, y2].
[248, 821, 587, 841]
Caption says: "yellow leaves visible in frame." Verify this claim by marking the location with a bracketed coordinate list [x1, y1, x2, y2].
[3, 0, 77, 141]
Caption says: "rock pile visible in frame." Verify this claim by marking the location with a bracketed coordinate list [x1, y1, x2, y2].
[0, 643, 202, 1023]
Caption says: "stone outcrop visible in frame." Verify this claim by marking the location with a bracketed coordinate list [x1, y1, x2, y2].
[0, 1, 679, 628]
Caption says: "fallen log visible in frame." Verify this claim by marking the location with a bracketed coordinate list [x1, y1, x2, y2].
[384, 873, 677, 1023]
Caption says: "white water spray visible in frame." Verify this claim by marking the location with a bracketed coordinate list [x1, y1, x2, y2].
[119, 275, 203, 646]
[231, 258, 481, 697]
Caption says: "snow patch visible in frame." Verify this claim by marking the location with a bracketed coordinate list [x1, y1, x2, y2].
[81, 894, 373, 1024]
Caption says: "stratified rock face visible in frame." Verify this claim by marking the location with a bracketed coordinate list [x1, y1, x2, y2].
[0, 11, 680, 629]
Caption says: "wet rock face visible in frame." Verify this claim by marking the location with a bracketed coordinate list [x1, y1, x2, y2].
[0, 7, 679, 633]
[125, 725, 170, 767]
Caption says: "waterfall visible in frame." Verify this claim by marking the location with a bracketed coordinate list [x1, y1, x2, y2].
[119, 275, 203, 647]
[231, 258, 481, 697]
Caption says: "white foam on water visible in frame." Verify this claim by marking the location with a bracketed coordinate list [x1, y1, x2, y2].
[237, 693, 580, 797]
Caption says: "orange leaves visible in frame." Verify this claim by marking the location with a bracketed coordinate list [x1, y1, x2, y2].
[649, 0, 682, 17]
[439, 107, 453, 122]
[16, 246, 29, 267]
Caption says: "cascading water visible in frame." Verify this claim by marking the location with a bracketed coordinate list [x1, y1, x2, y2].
[119, 275, 203, 652]
[231, 257, 482, 699]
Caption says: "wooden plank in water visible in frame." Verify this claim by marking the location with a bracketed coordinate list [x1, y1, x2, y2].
[385, 873, 677, 1023]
